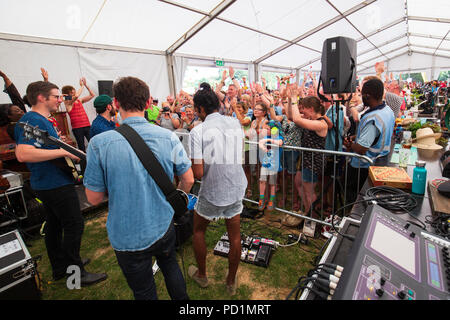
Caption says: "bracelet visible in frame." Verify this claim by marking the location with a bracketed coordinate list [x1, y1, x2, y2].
[231, 77, 235, 80]
[270, 104, 274, 108]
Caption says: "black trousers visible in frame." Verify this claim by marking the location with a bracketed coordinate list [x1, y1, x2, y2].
[35, 184, 85, 278]
[72, 126, 90, 173]
[114, 223, 189, 300]
[72, 126, 91, 153]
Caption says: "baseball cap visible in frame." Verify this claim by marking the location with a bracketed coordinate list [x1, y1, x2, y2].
[94, 94, 113, 111]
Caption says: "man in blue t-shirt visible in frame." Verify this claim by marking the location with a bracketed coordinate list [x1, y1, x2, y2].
[90, 94, 117, 139]
[14, 81, 107, 286]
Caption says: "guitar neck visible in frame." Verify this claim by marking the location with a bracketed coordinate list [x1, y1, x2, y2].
[47, 136, 86, 161]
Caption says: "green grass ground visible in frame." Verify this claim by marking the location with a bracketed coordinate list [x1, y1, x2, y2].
[28, 207, 325, 300]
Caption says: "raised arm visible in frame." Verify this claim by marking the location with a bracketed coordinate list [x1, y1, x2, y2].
[41, 68, 49, 82]
[80, 78, 95, 103]
[229, 66, 241, 97]
[0, 70, 27, 112]
[261, 93, 282, 122]
[215, 70, 227, 102]
[0, 70, 12, 88]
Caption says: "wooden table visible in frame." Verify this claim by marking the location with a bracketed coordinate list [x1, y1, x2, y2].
[350, 144, 448, 232]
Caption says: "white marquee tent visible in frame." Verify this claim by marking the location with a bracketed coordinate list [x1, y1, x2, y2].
[0, 0, 449, 121]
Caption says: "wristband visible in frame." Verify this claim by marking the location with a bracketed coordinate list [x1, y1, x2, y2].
[231, 77, 235, 80]
[270, 104, 274, 108]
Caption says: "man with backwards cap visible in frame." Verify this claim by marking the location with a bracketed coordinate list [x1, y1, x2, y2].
[90, 94, 117, 139]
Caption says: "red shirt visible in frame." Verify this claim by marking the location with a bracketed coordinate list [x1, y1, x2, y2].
[68, 100, 90, 129]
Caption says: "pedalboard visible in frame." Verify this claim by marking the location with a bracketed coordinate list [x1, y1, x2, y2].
[213, 233, 276, 267]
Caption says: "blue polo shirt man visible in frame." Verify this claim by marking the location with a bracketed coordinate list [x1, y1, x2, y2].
[345, 78, 395, 204]
[90, 95, 116, 139]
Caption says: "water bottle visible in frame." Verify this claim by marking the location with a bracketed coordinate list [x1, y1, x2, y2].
[412, 161, 427, 195]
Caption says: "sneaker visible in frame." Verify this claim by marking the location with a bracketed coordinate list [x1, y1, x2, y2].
[281, 211, 304, 227]
[80, 271, 108, 287]
[258, 197, 266, 211]
[267, 198, 275, 212]
[188, 265, 209, 288]
[226, 272, 238, 296]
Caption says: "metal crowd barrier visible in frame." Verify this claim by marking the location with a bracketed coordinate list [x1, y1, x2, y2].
[174, 130, 373, 229]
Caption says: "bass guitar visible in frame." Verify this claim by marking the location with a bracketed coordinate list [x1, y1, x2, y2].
[17, 122, 85, 181]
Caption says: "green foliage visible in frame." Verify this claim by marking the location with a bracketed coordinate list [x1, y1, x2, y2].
[401, 73, 424, 83]
[407, 121, 423, 138]
[438, 71, 449, 82]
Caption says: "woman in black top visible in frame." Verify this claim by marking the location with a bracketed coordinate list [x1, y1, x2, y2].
[286, 95, 328, 217]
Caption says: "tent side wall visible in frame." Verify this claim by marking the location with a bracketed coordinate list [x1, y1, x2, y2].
[0, 39, 170, 124]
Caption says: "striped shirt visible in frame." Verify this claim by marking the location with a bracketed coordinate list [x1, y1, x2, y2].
[68, 100, 90, 129]
[385, 92, 402, 118]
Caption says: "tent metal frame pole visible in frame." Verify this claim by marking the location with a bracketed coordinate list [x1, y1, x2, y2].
[409, 33, 450, 41]
[433, 29, 450, 55]
[325, 0, 389, 61]
[165, 0, 237, 55]
[358, 34, 407, 56]
[254, 63, 260, 83]
[358, 45, 408, 66]
[408, 16, 450, 24]
[0, 32, 166, 56]
[357, 51, 409, 73]
[295, 18, 406, 70]
[254, 0, 376, 64]
[411, 51, 450, 59]
[159, 0, 321, 54]
[166, 54, 176, 95]
[174, 53, 250, 66]
[412, 44, 450, 53]
[405, 0, 411, 54]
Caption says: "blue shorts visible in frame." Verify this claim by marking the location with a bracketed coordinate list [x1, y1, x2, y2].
[283, 150, 299, 175]
[195, 196, 243, 221]
[302, 168, 318, 183]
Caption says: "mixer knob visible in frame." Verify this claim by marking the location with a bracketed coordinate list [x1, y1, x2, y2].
[376, 288, 384, 297]
[380, 277, 386, 286]
[397, 291, 406, 300]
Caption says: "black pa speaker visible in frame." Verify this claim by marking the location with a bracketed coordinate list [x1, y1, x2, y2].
[320, 37, 357, 94]
[98, 80, 114, 97]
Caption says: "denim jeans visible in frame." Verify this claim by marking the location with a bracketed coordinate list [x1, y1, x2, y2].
[114, 222, 189, 300]
[35, 184, 85, 278]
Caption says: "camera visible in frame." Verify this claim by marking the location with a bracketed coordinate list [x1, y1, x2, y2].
[162, 106, 170, 113]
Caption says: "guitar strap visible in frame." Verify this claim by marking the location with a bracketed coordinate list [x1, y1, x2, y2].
[115, 124, 187, 217]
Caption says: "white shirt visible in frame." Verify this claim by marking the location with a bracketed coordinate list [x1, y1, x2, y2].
[190, 112, 247, 206]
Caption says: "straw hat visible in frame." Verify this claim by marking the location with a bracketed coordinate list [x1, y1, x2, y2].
[412, 127, 442, 150]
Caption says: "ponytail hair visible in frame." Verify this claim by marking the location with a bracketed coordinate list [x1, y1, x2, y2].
[193, 82, 220, 115]
[302, 96, 325, 116]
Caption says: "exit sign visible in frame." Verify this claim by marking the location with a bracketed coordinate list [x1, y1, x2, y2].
[215, 60, 224, 67]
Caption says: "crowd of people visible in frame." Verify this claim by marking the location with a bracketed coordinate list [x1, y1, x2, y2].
[0, 61, 448, 300]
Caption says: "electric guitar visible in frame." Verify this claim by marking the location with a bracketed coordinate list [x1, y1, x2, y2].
[17, 122, 85, 181]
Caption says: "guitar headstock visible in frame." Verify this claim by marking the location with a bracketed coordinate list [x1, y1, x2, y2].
[18, 122, 52, 148]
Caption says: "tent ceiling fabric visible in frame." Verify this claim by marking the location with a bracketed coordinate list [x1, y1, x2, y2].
[0, 0, 449, 72]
